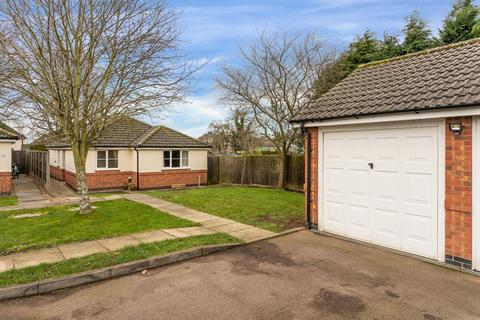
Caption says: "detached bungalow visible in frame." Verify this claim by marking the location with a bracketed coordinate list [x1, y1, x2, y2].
[47, 118, 210, 191]
[292, 39, 480, 271]
[0, 121, 26, 194]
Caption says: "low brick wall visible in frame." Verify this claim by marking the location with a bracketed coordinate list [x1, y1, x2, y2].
[0, 172, 12, 194]
[63, 169, 207, 191]
[138, 170, 207, 190]
[50, 166, 65, 181]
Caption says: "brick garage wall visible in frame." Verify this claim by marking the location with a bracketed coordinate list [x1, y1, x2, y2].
[445, 116, 473, 269]
[0, 172, 12, 194]
[64, 169, 207, 191]
[50, 166, 65, 181]
[138, 170, 207, 190]
[305, 128, 319, 226]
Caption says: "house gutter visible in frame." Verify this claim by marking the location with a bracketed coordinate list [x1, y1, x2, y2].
[301, 123, 312, 229]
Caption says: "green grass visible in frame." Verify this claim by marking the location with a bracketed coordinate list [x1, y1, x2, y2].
[0, 196, 17, 207]
[148, 186, 304, 232]
[0, 233, 239, 288]
[0, 199, 197, 255]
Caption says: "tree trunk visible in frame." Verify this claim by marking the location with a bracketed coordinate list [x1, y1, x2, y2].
[72, 143, 92, 214]
[278, 151, 288, 189]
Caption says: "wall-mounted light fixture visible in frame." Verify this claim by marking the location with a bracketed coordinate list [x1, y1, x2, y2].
[449, 123, 463, 135]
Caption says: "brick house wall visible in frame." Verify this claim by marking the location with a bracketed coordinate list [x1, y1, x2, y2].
[61, 169, 207, 191]
[0, 172, 12, 194]
[445, 116, 473, 269]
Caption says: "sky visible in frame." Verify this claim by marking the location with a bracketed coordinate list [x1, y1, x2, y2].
[158, 0, 454, 138]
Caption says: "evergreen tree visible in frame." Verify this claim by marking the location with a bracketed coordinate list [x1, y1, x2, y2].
[344, 31, 381, 73]
[379, 33, 404, 59]
[440, 0, 480, 44]
[403, 10, 435, 53]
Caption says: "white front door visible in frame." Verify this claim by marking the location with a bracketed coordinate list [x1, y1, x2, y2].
[322, 126, 438, 259]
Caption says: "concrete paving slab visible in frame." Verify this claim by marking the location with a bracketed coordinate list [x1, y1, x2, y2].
[181, 214, 217, 223]
[11, 213, 43, 219]
[228, 228, 275, 242]
[102, 195, 123, 201]
[58, 241, 108, 259]
[210, 222, 252, 233]
[132, 230, 175, 244]
[201, 218, 234, 228]
[164, 227, 215, 238]
[14, 248, 64, 269]
[97, 236, 141, 251]
[0, 255, 13, 272]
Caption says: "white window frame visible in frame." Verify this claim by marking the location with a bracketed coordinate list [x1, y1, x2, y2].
[96, 150, 119, 170]
[163, 150, 189, 169]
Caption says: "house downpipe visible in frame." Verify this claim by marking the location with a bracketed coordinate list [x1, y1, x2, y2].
[301, 123, 312, 229]
[135, 147, 140, 190]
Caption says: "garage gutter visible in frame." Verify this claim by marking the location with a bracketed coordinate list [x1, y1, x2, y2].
[291, 103, 480, 127]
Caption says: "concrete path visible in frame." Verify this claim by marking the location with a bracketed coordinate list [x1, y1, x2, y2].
[3, 231, 479, 320]
[0, 226, 216, 272]
[122, 193, 275, 242]
[12, 175, 49, 208]
[0, 194, 120, 212]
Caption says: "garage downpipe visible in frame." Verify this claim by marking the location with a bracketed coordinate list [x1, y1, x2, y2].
[301, 123, 312, 229]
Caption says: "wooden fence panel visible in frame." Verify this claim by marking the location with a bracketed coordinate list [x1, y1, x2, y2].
[12, 151, 29, 174]
[286, 155, 305, 191]
[207, 156, 220, 185]
[208, 155, 304, 192]
[27, 150, 50, 191]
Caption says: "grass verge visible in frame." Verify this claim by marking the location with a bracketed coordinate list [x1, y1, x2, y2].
[0, 196, 17, 208]
[0, 233, 238, 288]
[148, 186, 304, 232]
[0, 199, 197, 255]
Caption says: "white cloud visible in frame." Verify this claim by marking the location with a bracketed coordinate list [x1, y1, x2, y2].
[160, 92, 229, 137]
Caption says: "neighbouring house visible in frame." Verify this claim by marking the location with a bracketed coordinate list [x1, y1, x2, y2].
[0, 121, 26, 194]
[46, 118, 210, 191]
[292, 39, 480, 271]
[0, 121, 26, 151]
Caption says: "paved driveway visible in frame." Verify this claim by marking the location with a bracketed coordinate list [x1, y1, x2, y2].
[2, 231, 480, 320]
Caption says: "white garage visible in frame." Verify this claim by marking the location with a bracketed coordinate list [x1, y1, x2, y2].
[293, 39, 480, 270]
[322, 124, 438, 258]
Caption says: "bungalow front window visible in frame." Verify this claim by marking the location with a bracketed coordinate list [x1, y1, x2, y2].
[163, 150, 188, 168]
[97, 150, 118, 169]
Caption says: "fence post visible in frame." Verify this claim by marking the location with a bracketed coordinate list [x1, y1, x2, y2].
[45, 151, 51, 192]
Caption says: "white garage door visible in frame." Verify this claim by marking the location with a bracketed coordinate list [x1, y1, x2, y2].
[322, 125, 438, 258]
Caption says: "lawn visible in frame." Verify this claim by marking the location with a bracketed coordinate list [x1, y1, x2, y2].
[0, 233, 239, 288]
[148, 186, 304, 232]
[0, 196, 17, 207]
[0, 199, 197, 255]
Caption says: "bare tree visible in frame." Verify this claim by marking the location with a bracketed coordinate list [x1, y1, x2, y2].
[217, 32, 332, 188]
[207, 120, 231, 154]
[0, 0, 198, 213]
[229, 106, 255, 153]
